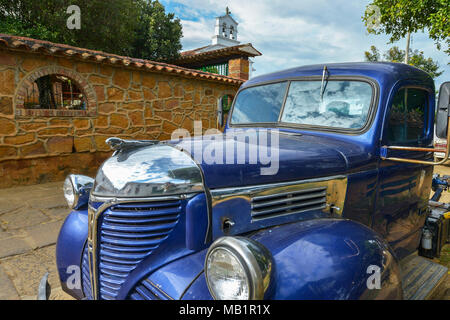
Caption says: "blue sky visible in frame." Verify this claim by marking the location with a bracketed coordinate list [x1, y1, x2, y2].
[160, 0, 449, 88]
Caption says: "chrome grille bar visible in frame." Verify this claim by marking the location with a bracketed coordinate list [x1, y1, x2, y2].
[251, 187, 328, 220]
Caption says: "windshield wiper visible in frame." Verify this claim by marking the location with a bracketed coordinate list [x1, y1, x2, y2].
[320, 65, 329, 102]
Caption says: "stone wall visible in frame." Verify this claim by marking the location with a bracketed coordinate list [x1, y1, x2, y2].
[0, 50, 240, 188]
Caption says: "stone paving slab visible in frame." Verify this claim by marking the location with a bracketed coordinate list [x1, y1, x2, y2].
[0, 229, 14, 240]
[1, 208, 50, 231]
[0, 180, 68, 299]
[24, 220, 64, 249]
[26, 195, 67, 210]
[0, 203, 25, 216]
[0, 245, 59, 297]
[0, 237, 33, 259]
[0, 265, 19, 300]
[44, 207, 70, 221]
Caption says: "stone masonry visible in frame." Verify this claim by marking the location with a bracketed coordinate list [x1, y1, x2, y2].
[0, 47, 240, 188]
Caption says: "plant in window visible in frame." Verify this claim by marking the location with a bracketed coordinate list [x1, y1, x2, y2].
[389, 103, 407, 124]
[407, 107, 424, 128]
[24, 74, 87, 111]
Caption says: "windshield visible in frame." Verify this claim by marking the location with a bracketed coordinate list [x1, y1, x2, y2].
[231, 80, 374, 130]
[230, 82, 287, 124]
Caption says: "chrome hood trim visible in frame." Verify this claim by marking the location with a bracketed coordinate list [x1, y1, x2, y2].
[92, 144, 204, 198]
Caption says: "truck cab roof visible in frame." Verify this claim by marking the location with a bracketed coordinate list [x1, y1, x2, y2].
[243, 62, 434, 90]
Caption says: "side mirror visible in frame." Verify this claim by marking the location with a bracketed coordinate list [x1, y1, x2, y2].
[217, 96, 224, 128]
[436, 82, 450, 139]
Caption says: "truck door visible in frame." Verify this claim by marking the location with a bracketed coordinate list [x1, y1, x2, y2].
[374, 86, 434, 259]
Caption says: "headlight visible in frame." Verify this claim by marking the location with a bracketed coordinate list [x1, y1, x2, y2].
[63, 174, 94, 209]
[63, 176, 75, 208]
[205, 237, 273, 300]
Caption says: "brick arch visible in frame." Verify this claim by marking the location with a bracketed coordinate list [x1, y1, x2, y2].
[14, 66, 97, 117]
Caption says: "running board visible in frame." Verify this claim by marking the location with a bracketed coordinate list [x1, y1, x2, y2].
[400, 254, 448, 300]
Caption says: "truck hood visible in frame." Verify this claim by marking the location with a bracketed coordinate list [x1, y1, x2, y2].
[92, 130, 371, 197]
[175, 130, 369, 190]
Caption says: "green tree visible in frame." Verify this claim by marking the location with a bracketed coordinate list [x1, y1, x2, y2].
[0, 0, 183, 61]
[364, 45, 444, 79]
[365, 45, 381, 62]
[383, 46, 405, 63]
[0, 1, 140, 56]
[363, 0, 449, 55]
[131, 0, 182, 62]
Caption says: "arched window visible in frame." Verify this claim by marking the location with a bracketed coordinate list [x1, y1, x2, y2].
[24, 74, 87, 110]
[222, 23, 227, 37]
[229, 26, 234, 39]
[15, 66, 96, 117]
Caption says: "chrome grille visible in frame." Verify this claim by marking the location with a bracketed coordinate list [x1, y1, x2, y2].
[251, 187, 327, 220]
[81, 244, 93, 300]
[97, 200, 182, 300]
[129, 279, 171, 300]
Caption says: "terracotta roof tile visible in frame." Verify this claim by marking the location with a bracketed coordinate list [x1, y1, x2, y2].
[0, 34, 243, 85]
[177, 43, 262, 65]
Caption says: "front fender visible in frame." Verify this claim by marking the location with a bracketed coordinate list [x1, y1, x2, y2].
[55, 209, 88, 300]
[182, 219, 402, 300]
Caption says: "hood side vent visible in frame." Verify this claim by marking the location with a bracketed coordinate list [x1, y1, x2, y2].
[251, 187, 327, 220]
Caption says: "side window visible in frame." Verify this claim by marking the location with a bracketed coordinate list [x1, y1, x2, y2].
[386, 88, 429, 145]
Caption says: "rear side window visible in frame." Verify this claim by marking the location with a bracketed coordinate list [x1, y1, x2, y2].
[386, 88, 429, 145]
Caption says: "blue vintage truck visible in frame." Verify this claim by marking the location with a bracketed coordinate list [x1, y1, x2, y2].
[48, 62, 450, 300]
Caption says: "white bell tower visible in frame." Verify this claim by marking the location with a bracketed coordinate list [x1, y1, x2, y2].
[212, 7, 240, 47]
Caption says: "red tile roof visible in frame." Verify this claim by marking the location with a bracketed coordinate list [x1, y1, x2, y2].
[0, 34, 244, 85]
[177, 43, 262, 64]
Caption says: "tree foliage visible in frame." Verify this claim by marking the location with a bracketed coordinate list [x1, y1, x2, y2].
[132, 0, 182, 62]
[363, 0, 449, 55]
[0, 0, 182, 61]
[365, 45, 381, 62]
[364, 45, 444, 79]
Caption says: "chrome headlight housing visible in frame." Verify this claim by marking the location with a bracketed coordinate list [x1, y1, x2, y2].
[63, 174, 94, 209]
[205, 236, 273, 300]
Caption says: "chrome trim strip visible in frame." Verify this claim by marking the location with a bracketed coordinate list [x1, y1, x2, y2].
[87, 193, 200, 300]
[210, 175, 347, 219]
[251, 186, 326, 202]
[89, 193, 198, 203]
[253, 204, 328, 221]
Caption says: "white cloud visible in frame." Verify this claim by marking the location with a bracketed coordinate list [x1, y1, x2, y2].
[164, 0, 449, 86]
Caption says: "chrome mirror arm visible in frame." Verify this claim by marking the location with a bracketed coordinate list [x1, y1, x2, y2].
[381, 116, 450, 165]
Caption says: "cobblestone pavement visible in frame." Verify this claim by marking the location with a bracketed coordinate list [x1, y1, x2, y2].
[0, 181, 74, 300]
[0, 167, 450, 300]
